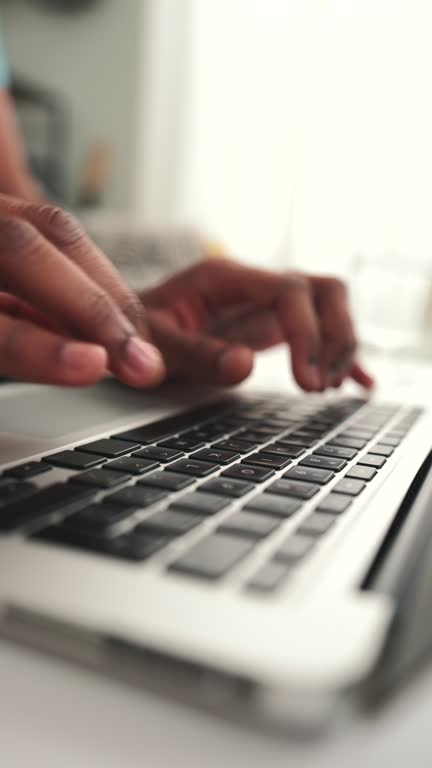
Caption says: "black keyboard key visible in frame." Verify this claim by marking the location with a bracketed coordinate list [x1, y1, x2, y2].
[346, 465, 377, 481]
[379, 435, 401, 447]
[169, 532, 253, 579]
[136, 509, 201, 536]
[236, 431, 272, 444]
[106, 457, 160, 475]
[133, 446, 185, 463]
[189, 427, 227, 442]
[244, 493, 302, 518]
[113, 403, 227, 445]
[138, 471, 195, 492]
[317, 493, 352, 515]
[262, 442, 305, 459]
[213, 439, 259, 454]
[247, 425, 284, 437]
[242, 453, 291, 470]
[368, 444, 394, 458]
[357, 453, 387, 469]
[109, 486, 166, 508]
[246, 562, 289, 593]
[314, 444, 357, 461]
[169, 459, 219, 478]
[275, 534, 315, 563]
[220, 510, 280, 539]
[65, 503, 135, 535]
[0, 483, 96, 532]
[299, 512, 335, 537]
[159, 438, 206, 452]
[191, 448, 241, 465]
[223, 464, 275, 483]
[265, 419, 296, 430]
[171, 492, 230, 515]
[266, 478, 320, 500]
[330, 436, 368, 450]
[97, 530, 171, 561]
[0, 481, 36, 506]
[200, 477, 254, 498]
[113, 430, 154, 445]
[299, 455, 347, 472]
[342, 429, 376, 440]
[282, 435, 316, 448]
[43, 451, 106, 470]
[333, 478, 366, 496]
[37, 525, 169, 562]
[4, 462, 51, 480]
[284, 466, 335, 485]
[77, 439, 140, 458]
[289, 430, 319, 441]
[70, 469, 130, 489]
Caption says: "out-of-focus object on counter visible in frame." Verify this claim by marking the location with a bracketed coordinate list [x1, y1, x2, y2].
[80, 210, 204, 291]
[351, 251, 432, 360]
[10, 75, 68, 203]
[77, 140, 113, 209]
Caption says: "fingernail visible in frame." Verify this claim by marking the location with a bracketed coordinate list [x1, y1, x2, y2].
[125, 336, 163, 376]
[62, 342, 107, 370]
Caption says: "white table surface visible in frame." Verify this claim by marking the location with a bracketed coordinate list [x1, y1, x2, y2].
[2, 350, 432, 768]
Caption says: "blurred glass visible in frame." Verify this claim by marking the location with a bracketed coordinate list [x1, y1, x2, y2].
[351, 252, 432, 358]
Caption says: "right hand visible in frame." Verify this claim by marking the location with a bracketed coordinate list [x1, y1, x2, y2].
[0, 195, 166, 387]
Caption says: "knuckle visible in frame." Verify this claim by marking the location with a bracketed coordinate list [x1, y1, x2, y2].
[86, 289, 116, 328]
[0, 216, 36, 253]
[120, 293, 149, 335]
[36, 206, 83, 246]
[326, 276, 347, 295]
[284, 274, 310, 294]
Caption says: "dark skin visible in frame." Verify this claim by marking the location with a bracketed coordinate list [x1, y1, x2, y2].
[0, 88, 373, 390]
[0, 195, 373, 391]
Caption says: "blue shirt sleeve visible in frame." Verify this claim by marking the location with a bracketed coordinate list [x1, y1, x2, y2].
[0, 23, 9, 89]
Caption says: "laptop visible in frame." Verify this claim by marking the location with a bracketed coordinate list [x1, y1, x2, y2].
[0, 352, 431, 733]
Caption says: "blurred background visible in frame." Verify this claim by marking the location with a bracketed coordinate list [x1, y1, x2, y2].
[2, 0, 432, 352]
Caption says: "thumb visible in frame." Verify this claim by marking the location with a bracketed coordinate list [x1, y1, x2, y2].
[148, 311, 254, 386]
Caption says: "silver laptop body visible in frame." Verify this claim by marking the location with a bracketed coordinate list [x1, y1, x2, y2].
[0, 356, 430, 732]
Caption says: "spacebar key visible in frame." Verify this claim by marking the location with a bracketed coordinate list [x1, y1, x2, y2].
[0, 484, 96, 532]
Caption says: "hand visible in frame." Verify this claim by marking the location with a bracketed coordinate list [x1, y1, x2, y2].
[0, 195, 165, 387]
[141, 260, 374, 392]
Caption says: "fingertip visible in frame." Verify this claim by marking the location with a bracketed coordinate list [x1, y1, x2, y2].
[350, 362, 375, 390]
[60, 342, 108, 385]
[293, 363, 322, 392]
[218, 345, 254, 385]
[114, 336, 166, 389]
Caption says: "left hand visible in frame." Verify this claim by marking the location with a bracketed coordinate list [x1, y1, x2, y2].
[140, 259, 374, 392]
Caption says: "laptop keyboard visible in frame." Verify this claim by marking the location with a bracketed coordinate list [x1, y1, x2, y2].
[0, 396, 423, 594]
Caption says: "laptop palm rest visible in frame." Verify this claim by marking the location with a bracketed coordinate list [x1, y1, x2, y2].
[0, 379, 197, 464]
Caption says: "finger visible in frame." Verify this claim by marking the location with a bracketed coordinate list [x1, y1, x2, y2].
[209, 307, 285, 350]
[146, 262, 323, 391]
[0, 312, 107, 386]
[148, 310, 254, 386]
[310, 276, 357, 386]
[0, 292, 59, 331]
[0, 215, 165, 388]
[350, 361, 375, 390]
[0, 197, 148, 335]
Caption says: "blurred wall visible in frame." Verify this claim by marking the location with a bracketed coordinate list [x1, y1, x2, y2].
[2, 0, 144, 209]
